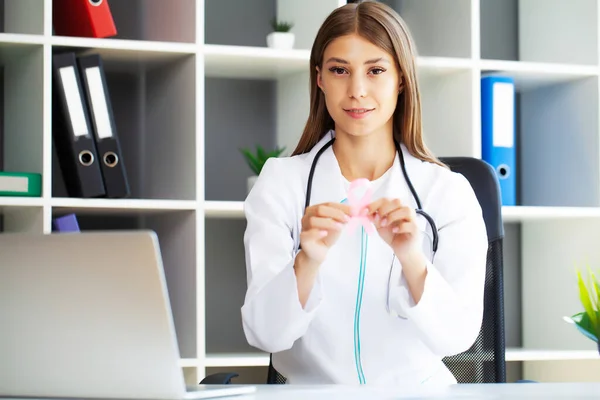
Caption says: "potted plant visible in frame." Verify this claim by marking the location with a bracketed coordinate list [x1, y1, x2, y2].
[564, 265, 599, 355]
[240, 145, 286, 193]
[267, 18, 295, 50]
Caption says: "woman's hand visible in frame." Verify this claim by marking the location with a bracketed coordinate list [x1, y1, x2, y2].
[367, 198, 421, 261]
[299, 202, 351, 266]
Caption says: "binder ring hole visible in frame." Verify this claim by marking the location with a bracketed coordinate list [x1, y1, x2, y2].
[79, 150, 94, 166]
[104, 152, 119, 168]
[497, 164, 510, 179]
[89, 0, 103, 5]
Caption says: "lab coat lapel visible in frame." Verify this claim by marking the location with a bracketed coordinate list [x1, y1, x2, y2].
[305, 132, 347, 207]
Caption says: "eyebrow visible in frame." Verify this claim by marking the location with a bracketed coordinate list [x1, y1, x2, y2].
[325, 57, 390, 65]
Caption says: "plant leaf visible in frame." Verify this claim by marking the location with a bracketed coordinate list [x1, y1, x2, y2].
[577, 269, 596, 325]
[571, 311, 599, 342]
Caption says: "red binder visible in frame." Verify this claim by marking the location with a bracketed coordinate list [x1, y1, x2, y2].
[53, 0, 117, 38]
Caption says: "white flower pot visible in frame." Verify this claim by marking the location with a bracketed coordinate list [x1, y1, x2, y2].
[247, 175, 258, 194]
[267, 32, 295, 50]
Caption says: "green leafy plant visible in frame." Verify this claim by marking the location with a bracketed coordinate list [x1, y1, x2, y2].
[240, 145, 286, 175]
[565, 265, 600, 353]
[271, 18, 294, 32]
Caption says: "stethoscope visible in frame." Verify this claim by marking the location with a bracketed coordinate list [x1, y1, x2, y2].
[303, 136, 439, 318]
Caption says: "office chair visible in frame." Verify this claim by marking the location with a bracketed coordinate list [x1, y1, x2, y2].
[201, 157, 506, 385]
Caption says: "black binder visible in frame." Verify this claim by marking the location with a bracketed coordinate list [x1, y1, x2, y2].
[77, 53, 130, 198]
[52, 52, 106, 198]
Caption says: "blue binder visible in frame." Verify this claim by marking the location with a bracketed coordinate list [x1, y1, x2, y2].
[481, 75, 516, 206]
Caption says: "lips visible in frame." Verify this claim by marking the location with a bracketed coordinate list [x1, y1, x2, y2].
[344, 108, 375, 119]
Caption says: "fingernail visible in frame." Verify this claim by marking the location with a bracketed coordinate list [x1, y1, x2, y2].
[320, 230, 328, 237]
[344, 215, 350, 222]
[381, 218, 388, 226]
[392, 227, 399, 233]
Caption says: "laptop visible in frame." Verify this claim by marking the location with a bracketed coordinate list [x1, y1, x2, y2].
[0, 230, 256, 399]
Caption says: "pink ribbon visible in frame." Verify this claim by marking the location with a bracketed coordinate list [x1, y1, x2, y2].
[346, 178, 376, 235]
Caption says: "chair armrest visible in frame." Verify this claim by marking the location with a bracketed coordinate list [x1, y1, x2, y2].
[199, 372, 239, 384]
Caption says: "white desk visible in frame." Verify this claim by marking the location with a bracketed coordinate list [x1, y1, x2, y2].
[233, 382, 600, 399]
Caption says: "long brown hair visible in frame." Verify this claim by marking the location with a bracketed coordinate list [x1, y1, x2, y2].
[291, 0, 445, 168]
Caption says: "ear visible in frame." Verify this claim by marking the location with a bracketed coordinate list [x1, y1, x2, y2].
[398, 77, 404, 94]
[316, 66, 324, 92]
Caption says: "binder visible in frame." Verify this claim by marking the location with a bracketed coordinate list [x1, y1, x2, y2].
[77, 54, 130, 198]
[52, 52, 106, 198]
[53, 213, 80, 232]
[53, 0, 117, 38]
[0, 172, 41, 197]
[481, 75, 516, 206]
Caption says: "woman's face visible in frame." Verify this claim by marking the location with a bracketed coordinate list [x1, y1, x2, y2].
[317, 33, 401, 139]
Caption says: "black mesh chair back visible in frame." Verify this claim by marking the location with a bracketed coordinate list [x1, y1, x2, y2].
[438, 157, 506, 384]
[267, 157, 506, 384]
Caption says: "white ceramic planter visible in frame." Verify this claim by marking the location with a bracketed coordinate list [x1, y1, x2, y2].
[247, 175, 258, 194]
[267, 32, 295, 50]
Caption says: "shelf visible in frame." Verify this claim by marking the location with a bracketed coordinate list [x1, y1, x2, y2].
[203, 44, 474, 80]
[51, 36, 197, 68]
[204, 44, 309, 80]
[0, 197, 44, 207]
[204, 201, 244, 218]
[502, 206, 600, 223]
[204, 202, 600, 223]
[180, 348, 600, 368]
[205, 353, 270, 368]
[505, 348, 600, 362]
[51, 198, 197, 215]
[479, 59, 598, 91]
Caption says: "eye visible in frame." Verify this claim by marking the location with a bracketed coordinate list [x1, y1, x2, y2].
[369, 68, 386, 75]
[328, 66, 347, 75]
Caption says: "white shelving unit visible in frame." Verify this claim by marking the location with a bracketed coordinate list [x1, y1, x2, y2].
[2, 0, 599, 385]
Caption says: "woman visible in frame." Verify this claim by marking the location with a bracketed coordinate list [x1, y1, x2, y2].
[240, 0, 488, 386]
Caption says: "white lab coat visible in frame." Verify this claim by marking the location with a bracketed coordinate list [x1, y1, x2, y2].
[241, 130, 488, 386]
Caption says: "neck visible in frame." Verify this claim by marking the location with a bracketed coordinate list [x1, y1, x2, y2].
[332, 126, 396, 182]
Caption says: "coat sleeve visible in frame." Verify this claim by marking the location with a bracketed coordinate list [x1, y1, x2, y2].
[387, 172, 489, 357]
[240, 158, 323, 353]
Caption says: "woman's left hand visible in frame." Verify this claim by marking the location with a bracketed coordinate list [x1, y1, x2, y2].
[367, 198, 421, 260]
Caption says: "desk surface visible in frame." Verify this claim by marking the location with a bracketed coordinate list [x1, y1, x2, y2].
[234, 382, 600, 399]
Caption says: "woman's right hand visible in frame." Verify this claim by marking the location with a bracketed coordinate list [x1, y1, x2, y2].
[299, 202, 351, 266]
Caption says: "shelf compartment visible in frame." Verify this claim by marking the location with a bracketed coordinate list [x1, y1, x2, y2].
[381, 0, 472, 58]
[0, 0, 43, 35]
[481, 0, 598, 65]
[49, 208, 198, 358]
[50, 48, 197, 201]
[0, 204, 44, 233]
[0, 42, 44, 185]
[205, 218, 254, 355]
[204, 0, 276, 48]
[52, 0, 196, 44]
[419, 68, 474, 157]
[204, 77, 277, 202]
[521, 219, 600, 354]
[517, 76, 599, 207]
[205, 352, 270, 368]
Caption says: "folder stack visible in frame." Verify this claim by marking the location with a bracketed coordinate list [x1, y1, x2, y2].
[52, 52, 130, 199]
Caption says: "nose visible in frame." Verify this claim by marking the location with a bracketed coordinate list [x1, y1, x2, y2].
[348, 74, 367, 98]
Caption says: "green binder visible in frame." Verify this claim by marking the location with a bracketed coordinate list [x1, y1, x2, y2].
[0, 172, 42, 197]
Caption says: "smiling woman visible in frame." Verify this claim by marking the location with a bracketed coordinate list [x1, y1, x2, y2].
[240, 0, 488, 387]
